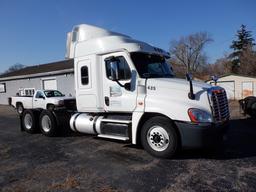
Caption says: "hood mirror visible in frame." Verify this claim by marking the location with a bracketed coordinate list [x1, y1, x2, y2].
[186, 73, 193, 81]
[211, 75, 219, 86]
[186, 73, 195, 100]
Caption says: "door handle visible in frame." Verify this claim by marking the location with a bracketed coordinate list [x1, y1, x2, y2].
[104, 96, 109, 106]
[34, 100, 37, 101]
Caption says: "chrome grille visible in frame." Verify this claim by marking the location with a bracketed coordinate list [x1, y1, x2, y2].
[210, 88, 230, 122]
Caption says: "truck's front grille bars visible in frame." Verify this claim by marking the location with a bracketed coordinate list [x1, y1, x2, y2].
[210, 88, 230, 122]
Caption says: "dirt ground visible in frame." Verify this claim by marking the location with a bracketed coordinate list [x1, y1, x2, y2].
[0, 102, 256, 192]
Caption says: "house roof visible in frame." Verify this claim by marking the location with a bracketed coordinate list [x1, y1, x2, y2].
[205, 73, 256, 82]
[0, 59, 74, 80]
[218, 73, 256, 79]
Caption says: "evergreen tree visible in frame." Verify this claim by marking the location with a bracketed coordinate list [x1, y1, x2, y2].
[230, 24, 255, 74]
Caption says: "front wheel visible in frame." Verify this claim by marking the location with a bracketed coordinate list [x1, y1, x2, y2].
[39, 110, 58, 137]
[47, 104, 55, 111]
[141, 116, 178, 158]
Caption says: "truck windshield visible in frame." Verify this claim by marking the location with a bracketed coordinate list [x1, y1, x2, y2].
[130, 52, 174, 78]
[44, 90, 64, 97]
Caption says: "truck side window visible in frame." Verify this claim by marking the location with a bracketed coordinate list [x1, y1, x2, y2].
[105, 56, 131, 80]
[81, 66, 89, 85]
[35, 91, 44, 99]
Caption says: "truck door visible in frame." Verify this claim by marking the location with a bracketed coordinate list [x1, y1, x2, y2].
[33, 91, 46, 109]
[102, 52, 137, 112]
[75, 58, 96, 111]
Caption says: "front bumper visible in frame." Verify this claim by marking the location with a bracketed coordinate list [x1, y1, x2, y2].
[175, 120, 229, 149]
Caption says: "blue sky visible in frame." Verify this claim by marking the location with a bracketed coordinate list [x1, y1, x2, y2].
[0, 0, 255, 73]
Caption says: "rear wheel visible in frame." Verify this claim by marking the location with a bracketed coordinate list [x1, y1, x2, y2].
[22, 110, 38, 133]
[17, 103, 24, 115]
[39, 110, 58, 136]
[141, 116, 178, 158]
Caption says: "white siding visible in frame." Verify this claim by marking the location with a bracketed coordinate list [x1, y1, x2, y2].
[0, 73, 75, 105]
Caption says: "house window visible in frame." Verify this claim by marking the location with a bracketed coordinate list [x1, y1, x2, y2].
[0, 83, 6, 93]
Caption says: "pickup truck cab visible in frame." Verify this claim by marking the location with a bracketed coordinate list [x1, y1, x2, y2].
[11, 90, 76, 114]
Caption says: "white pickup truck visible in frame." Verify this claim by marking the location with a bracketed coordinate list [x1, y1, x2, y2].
[11, 90, 76, 114]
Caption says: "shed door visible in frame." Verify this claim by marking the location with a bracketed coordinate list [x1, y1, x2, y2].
[242, 82, 253, 98]
[43, 79, 57, 90]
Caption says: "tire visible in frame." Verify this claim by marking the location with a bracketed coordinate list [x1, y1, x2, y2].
[47, 104, 55, 111]
[141, 116, 178, 158]
[17, 103, 24, 115]
[250, 102, 256, 118]
[39, 110, 58, 137]
[244, 97, 256, 117]
[21, 109, 38, 133]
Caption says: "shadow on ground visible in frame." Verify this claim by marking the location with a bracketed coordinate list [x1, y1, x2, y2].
[175, 117, 256, 160]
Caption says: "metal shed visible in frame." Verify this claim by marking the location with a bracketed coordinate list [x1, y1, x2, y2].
[207, 74, 256, 100]
[0, 60, 75, 105]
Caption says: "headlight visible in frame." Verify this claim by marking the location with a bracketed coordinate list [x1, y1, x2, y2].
[58, 100, 64, 106]
[188, 108, 212, 123]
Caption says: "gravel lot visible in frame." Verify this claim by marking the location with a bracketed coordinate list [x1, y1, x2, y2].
[0, 102, 256, 192]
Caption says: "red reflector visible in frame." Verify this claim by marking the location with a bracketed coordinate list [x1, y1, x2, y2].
[188, 109, 198, 123]
[212, 89, 223, 94]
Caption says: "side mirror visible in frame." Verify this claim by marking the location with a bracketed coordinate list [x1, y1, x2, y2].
[109, 60, 120, 81]
[39, 95, 45, 99]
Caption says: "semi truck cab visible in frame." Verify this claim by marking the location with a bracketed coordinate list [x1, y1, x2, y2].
[66, 24, 229, 158]
[21, 24, 229, 158]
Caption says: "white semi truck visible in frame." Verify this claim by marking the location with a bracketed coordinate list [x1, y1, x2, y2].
[20, 24, 229, 158]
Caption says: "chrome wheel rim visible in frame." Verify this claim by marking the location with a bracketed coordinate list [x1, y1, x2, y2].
[24, 113, 32, 129]
[41, 115, 51, 133]
[18, 106, 23, 114]
[147, 126, 170, 152]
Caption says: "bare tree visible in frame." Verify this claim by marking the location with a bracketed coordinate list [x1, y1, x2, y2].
[3, 63, 25, 74]
[239, 47, 256, 76]
[209, 54, 232, 76]
[170, 32, 213, 74]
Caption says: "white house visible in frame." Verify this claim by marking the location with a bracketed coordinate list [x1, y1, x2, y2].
[207, 74, 256, 100]
[0, 60, 75, 105]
